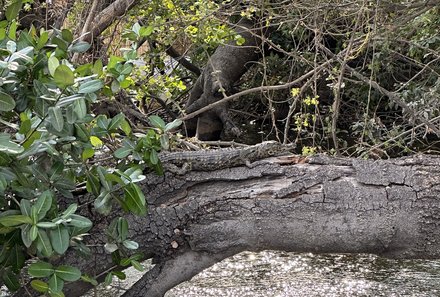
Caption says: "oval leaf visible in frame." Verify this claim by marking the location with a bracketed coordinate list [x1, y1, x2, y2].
[48, 106, 64, 132]
[28, 261, 54, 277]
[49, 224, 69, 254]
[148, 115, 165, 130]
[5, 0, 22, 21]
[48, 274, 64, 293]
[30, 280, 49, 293]
[78, 79, 103, 94]
[0, 90, 15, 111]
[54, 265, 81, 282]
[36, 229, 53, 257]
[122, 240, 139, 250]
[54, 65, 74, 88]
[35, 190, 53, 220]
[0, 214, 32, 226]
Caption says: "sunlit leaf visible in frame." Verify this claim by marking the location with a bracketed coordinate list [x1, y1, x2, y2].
[54, 65, 74, 88]
[5, 0, 22, 21]
[31, 280, 49, 293]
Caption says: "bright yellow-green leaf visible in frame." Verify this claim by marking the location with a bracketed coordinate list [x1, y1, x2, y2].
[90, 136, 103, 148]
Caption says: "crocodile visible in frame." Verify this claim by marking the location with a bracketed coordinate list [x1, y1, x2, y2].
[158, 141, 295, 174]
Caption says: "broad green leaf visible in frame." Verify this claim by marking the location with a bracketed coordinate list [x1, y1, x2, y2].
[74, 123, 89, 142]
[114, 146, 132, 159]
[94, 191, 112, 214]
[5, 0, 22, 21]
[123, 183, 146, 216]
[123, 167, 145, 183]
[61, 203, 77, 219]
[123, 240, 139, 250]
[6, 40, 16, 53]
[48, 274, 64, 293]
[112, 271, 126, 280]
[104, 272, 113, 286]
[86, 172, 100, 196]
[0, 215, 32, 226]
[73, 98, 87, 120]
[117, 217, 128, 241]
[160, 134, 169, 150]
[78, 79, 103, 94]
[49, 224, 69, 254]
[21, 224, 33, 247]
[131, 260, 144, 271]
[30, 225, 38, 241]
[108, 113, 125, 131]
[28, 261, 54, 277]
[139, 25, 154, 37]
[0, 152, 12, 165]
[54, 265, 81, 282]
[92, 59, 103, 76]
[48, 106, 64, 132]
[35, 190, 53, 220]
[90, 136, 102, 147]
[0, 173, 6, 192]
[8, 21, 16, 40]
[68, 214, 92, 229]
[36, 229, 53, 257]
[69, 41, 91, 53]
[150, 149, 159, 165]
[104, 173, 124, 185]
[54, 65, 74, 88]
[82, 147, 94, 160]
[0, 137, 24, 154]
[36, 222, 58, 228]
[0, 90, 16, 111]
[56, 94, 84, 108]
[97, 166, 111, 190]
[37, 31, 49, 49]
[48, 56, 59, 77]
[61, 29, 73, 43]
[148, 115, 166, 130]
[120, 119, 131, 135]
[164, 118, 183, 132]
[96, 115, 108, 129]
[31, 280, 49, 293]
[132, 22, 141, 35]
[19, 199, 31, 217]
[3, 270, 20, 292]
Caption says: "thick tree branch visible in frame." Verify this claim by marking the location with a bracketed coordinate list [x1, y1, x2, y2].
[83, 0, 140, 43]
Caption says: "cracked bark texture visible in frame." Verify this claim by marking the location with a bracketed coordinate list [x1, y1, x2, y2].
[13, 155, 440, 297]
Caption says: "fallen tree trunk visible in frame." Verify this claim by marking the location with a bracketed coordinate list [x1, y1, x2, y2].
[13, 154, 440, 297]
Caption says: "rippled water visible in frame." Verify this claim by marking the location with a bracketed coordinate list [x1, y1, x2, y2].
[166, 251, 440, 297]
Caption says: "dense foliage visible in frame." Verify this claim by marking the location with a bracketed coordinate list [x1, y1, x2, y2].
[0, 0, 439, 296]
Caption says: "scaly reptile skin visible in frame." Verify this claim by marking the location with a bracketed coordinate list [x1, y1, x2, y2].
[158, 141, 295, 172]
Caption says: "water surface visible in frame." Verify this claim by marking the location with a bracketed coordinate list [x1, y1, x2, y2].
[166, 251, 440, 297]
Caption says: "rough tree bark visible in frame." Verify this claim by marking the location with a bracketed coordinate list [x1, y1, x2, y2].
[12, 154, 440, 297]
[185, 18, 270, 140]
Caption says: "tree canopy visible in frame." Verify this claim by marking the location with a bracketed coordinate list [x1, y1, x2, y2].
[0, 0, 439, 296]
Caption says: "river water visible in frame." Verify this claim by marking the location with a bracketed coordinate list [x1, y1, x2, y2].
[166, 251, 440, 297]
